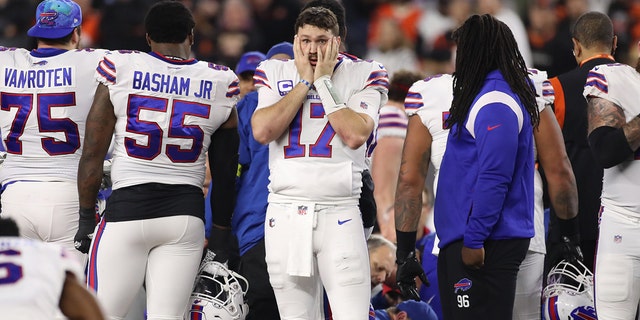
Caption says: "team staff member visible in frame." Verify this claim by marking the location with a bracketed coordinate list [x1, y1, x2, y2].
[546, 11, 617, 273]
[396, 14, 539, 320]
[583, 44, 640, 320]
[398, 70, 580, 320]
[74, 1, 239, 319]
[0, 0, 108, 264]
[252, 7, 388, 319]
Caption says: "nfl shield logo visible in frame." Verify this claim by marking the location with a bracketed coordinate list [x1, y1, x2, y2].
[614, 235, 622, 244]
[297, 205, 308, 215]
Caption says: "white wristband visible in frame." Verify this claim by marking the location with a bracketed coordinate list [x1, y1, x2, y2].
[314, 75, 346, 115]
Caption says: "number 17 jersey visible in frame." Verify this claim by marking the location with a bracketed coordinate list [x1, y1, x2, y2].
[255, 55, 388, 204]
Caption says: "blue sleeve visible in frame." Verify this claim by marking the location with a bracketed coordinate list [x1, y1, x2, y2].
[237, 93, 259, 166]
[464, 103, 519, 248]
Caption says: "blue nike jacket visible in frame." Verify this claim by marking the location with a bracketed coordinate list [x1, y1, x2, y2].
[434, 70, 535, 249]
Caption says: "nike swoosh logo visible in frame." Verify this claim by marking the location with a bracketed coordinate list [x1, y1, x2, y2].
[487, 124, 502, 131]
[338, 219, 352, 225]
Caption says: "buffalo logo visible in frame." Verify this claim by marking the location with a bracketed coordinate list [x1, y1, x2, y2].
[570, 306, 597, 320]
[297, 205, 308, 215]
[38, 11, 59, 26]
[268, 217, 275, 228]
[360, 101, 369, 109]
[33, 60, 48, 66]
[38, 1, 74, 27]
[453, 278, 472, 293]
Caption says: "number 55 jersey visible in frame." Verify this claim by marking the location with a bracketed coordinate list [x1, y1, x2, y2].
[95, 51, 238, 190]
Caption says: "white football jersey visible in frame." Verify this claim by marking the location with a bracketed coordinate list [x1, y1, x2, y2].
[404, 73, 453, 193]
[583, 63, 640, 218]
[95, 51, 238, 190]
[406, 71, 550, 253]
[255, 55, 388, 204]
[0, 237, 84, 319]
[376, 105, 408, 140]
[0, 47, 108, 184]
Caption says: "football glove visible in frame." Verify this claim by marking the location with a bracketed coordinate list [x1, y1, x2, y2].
[396, 250, 429, 301]
[74, 207, 97, 254]
[548, 235, 583, 266]
[207, 226, 232, 264]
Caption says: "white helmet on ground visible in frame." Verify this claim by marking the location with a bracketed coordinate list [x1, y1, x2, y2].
[185, 257, 249, 320]
[542, 259, 597, 320]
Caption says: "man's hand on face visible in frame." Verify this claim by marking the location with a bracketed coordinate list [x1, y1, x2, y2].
[314, 36, 339, 80]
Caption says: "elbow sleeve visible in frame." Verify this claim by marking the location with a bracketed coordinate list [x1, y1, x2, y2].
[208, 127, 240, 227]
[588, 126, 633, 168]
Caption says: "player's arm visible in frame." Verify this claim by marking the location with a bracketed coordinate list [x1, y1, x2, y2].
[587, 96, 640, 168]
[78, 83, 115, 211]
[394, 114, 431, 300]
[207, 107, 239, 263]
[395, 115, 431, 240]
[372, 132, 405, 242]
[75, 84, 115, 253]
[251, 83, 308, 144]
[326, 89, 378, 149]
[535, 107, 578, 221]
[59, 272, 105, 320]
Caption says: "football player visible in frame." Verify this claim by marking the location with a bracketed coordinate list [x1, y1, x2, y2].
[0, 0, 109, 264]
[74, 1, 239, 319]
[0, 217, 105, 319]
[584, 42, 640, 319]
[251, 7, 388, 319]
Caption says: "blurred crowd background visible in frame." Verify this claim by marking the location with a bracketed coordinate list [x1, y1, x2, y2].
[0, 0, 635, 78]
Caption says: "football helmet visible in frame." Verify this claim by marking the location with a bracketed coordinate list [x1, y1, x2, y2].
[543, 259, 597, 320]
[185, 259, 249, 320]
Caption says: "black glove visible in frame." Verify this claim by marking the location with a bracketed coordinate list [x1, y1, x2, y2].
[396, 250, 429, 301]
[562, 235, 583, 263]
[359, 169, 376, 229]
[548, 216, 583, 267]
[548, 235, 583, 267]
[207, 226, 232, 264]
[74, 207, 97, 254]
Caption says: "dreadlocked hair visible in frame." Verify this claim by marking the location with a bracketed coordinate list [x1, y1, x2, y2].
[447, 14, 539, 135]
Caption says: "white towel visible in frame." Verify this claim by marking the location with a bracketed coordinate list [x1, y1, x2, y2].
[286, 202, 315, 277]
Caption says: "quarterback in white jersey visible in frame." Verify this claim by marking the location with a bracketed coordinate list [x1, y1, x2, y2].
[252, 7, 388, 320]
[584, 62, 640, 319]
[75, 2, 239, 319]
[399, 69, 577, 320]
[0, 0, 108, 264]
[0, 217, 104, 320]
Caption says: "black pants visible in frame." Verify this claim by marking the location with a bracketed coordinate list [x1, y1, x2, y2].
[437, 238, 530, 320]
[239, 239, 281, 320]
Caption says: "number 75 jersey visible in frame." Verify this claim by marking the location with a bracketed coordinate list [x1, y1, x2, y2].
[254, 56, 388, 204]
[96, 51, 238, 190]
[0, 47, 108, 184]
